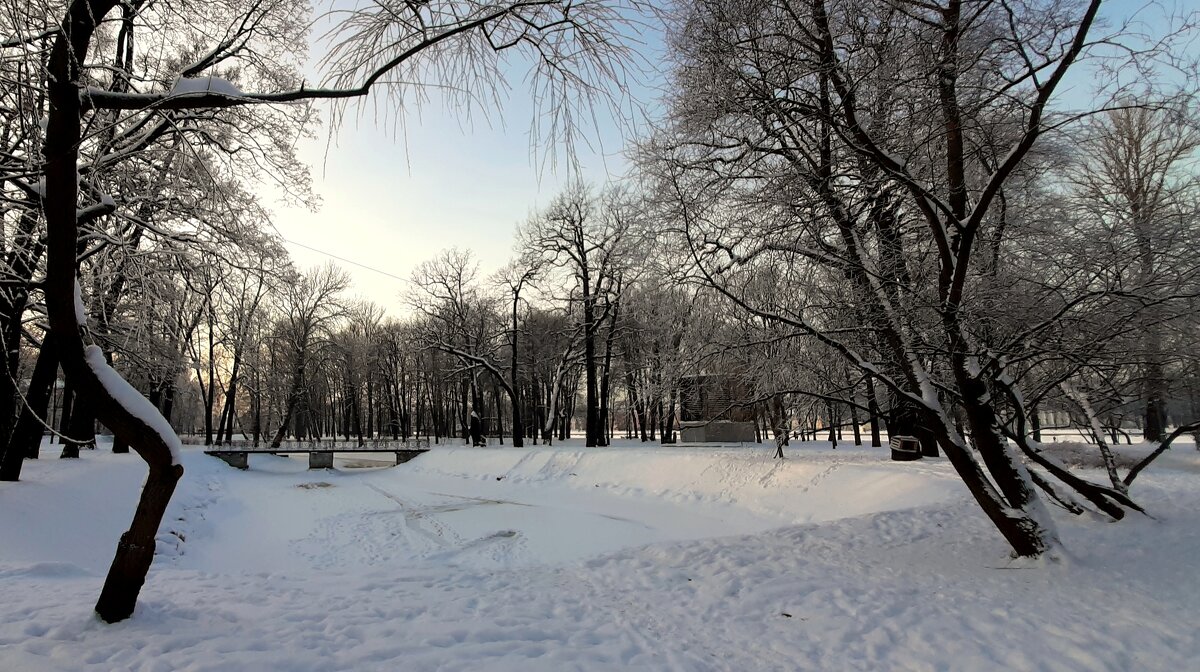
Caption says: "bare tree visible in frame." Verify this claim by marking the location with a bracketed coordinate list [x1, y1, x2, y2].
[522, 184, 634, 446]
[645, 0, 1198, 557]
[268, 264, 349, 447]
[495, 256, 543, 447]
[36, 0, 641, 621]
[1068, 104, 1200, 442]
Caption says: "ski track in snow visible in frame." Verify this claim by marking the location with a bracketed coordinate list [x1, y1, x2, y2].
[1, 441, 1198, 670]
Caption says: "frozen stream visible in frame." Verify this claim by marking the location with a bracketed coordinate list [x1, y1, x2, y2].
[180, 452, 792, 574]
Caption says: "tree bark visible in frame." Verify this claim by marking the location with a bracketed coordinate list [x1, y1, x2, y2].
[583, 294, 601, 446]
[44, 0, 185, 622]
[58, 382, 78, 457]
[1, 339, 59, 479]
[94, 463, 182, 622]
[0, 208, 44, 463]
[509, 294, 525, 447]
[1029, 401, 1042, 442]
[866, 376, 882, 447]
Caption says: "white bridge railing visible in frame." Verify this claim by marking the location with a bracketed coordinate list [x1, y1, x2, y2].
[186, 437, 431, 452]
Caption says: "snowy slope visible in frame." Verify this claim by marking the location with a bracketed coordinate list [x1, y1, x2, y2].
[407, 444, 962, 523]
[1, 440, 1197, 671]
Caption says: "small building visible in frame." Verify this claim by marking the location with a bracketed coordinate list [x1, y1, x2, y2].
[678, 374, 757, 443]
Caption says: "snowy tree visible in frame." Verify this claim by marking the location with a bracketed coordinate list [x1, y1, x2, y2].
[409, 249, 504, 446]
[1066, 103, 1200, 442]
[267, 264, 349, 446]
[644, 0, 1199, 557]
[35, 0, 642, 620]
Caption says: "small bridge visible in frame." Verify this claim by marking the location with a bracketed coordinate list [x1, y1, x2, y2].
[191, 438, 432, 470]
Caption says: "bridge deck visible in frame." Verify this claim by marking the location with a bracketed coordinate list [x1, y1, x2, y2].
[198, 440, 430, 469]
[205, 446, 429, 453]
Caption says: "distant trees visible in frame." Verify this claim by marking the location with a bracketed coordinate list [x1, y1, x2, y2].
[1065, 105, 1200, 443]
[268, 264, 350, 447]
[410, 249, 502, 446]
[522, 185, 639, 446]
[620, 283, 695, 443]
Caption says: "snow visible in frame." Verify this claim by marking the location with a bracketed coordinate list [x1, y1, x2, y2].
[83, 345, 182, 465]
[72, 280, 86, 324]
[2, 439, 1198, 670]
[170, 76, 243, 97]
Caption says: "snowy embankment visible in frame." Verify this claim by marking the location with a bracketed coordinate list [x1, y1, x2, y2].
[1, 440, 1198, 671]
[407, 444, 961, 524]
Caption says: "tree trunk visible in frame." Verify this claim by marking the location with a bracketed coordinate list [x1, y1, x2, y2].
[1143, 356, 1167, 443]
[366, 376, 374, 441]
[769, 396, 788, 458]
[271, 390, 300, 448]
[469, 375, 484, 446]
[583, 300, 601, 447]
[44, 0, 185, 621]
[1, 339, 59, 480]
[162, 384, 175, 432]
[952, 376, 1057, 556]
[866, 376, 882, 447]
[597, 290, 621, 447]
[1030, 402, 1042, 442]
[494, 382, 505, 445]
[0, 208, 47, 467]
[850, 401, 862, 446]
[827, 402, 837, 448]
[94, 463, 182, 622]
[217, 349, 242, 444]
[663, 390, 677, 444]
[59, 383, 74, 442]
[510, 296, 525, 447]
[252, 373, 262, 447]
[203, 306, 215, 446]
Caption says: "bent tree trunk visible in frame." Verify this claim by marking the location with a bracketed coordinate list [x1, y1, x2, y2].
[928, 374, 1057, 558]
[933, 425, 1054, 557]
[45, 0, 183, 623]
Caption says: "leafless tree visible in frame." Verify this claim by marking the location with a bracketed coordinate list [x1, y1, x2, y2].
[1067, 103, 1200, 441]
[35, 0, 641, 621]
[522, 184, 636, 445]
[644, 0, 1199, 557]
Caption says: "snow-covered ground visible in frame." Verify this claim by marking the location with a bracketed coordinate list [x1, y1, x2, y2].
[1, 439, 1197, 671]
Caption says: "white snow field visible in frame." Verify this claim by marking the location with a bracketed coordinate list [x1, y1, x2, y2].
[1, 439, 1198, 671]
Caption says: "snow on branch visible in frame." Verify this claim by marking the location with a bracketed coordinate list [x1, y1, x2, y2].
[73, 280, 87, 325]
[84, 345, 182, 465]
[169, 76, 244, 98]
[79, 3, 543, 112]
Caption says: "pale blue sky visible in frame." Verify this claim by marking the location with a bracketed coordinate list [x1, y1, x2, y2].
[266, 1, 1192, 314]
[268, 2, 663, 313]
[271, 106, 629, 310]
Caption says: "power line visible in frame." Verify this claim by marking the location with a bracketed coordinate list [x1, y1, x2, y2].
[280, 236, 411, 283]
